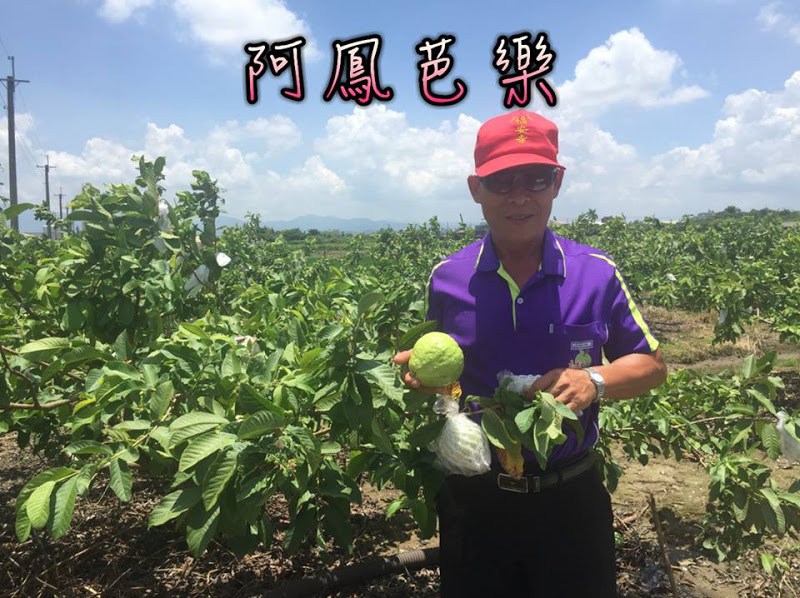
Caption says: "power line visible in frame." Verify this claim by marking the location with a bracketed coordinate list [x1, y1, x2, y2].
[0, 33, 10, 57]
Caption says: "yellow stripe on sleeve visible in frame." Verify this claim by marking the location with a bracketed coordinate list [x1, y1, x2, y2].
[589, 253, 659, 352]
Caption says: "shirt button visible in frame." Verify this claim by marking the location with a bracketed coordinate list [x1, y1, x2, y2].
[516, 297, 524, 305]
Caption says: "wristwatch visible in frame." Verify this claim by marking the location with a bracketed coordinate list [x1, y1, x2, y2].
[584, 368, 605, 403]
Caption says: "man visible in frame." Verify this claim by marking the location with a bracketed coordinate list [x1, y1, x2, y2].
[393, 109, 667, 597]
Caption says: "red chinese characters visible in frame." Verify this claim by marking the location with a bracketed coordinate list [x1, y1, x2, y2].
[243, 31, 557, 109]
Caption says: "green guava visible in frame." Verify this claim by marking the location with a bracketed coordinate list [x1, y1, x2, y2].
[409, 332, 464, 387]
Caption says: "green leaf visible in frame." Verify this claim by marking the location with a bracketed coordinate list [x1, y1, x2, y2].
[263, 349, 283, 383]
[113, 419, 152, 432]
[410, 497, 437, 538]
[109, 458, 132, 502]
[514, 406, 536, 434]
[366, 363, 404, 402]
[741, 355, 755, 379]
[202, 450, 238, 510]
[321, 500, 353, 551]
[481, 409, 516, 450]
[357, 291, 385, 317]
[186, 503, 221, 557]
[67, 208, 108, 222]
[760, 552, 774, 576]
[18, 337, 70, 360]
[51, 478, 79, 539]
[370, 419, 394, 454]
[283, 507, 315, 554]
[760, 423, 781, 460]
[179, 432, 236, 472]
[778, 491, 800, 509]
[114, 331, 131, 361]
[142, 364, 160, 388]
[321, 441, 342, 455]
[148, 487, 202, 528]
[59, 346, 108, 369]
[731, 486, 749, 522]
[170, 412, 229, 430]
[760, 488, 786, 534]
[169, 422, 224, 448]
[747, 389, 777, 416]
[544, 393, 578, 421]
[26, 481, 56, 529]
[238, 410, 286, 440]
[3, 202, 36, 219]
[180, 323, 209, 339]
[16, 468, 77, 521]
[221, 351, 243, 378]
[408, 418, 446, 448]
[64, 440, 113, 457]
[386, 497, 408, 519]
[15, 507, 31, 542]
[150, 379, 173, 420]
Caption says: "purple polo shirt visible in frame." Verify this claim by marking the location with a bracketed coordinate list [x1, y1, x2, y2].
[425, 227, 659, 468]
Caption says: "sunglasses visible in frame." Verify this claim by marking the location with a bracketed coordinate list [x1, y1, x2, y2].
[479, 166, 559, 194]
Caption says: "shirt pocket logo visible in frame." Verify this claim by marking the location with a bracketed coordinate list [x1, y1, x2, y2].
[551, 322, 607, 369]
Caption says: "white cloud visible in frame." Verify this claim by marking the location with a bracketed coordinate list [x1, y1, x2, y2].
[49, 138, 136, 180]
[314, 106, 480, 200]
[658, 70, 800, 185]
[171, 0, 320, 62]
[94, 0, 320, 63]
[207, 116, 302, 157]
[97, 0, 156, 22]
[557, 69, 800, 219]
[757, 2, 800, 44]
[557, 28, 709, 120]
[144, 123, 192, 160]
[283, 155, 346, 194]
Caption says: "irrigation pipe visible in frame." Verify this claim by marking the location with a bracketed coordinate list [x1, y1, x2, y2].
[265, 546, 440, 597]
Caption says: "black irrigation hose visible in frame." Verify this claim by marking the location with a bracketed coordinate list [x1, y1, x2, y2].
[265, 546, 440, 598]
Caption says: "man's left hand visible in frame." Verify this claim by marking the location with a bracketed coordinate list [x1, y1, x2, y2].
[526, 368, 595, 413]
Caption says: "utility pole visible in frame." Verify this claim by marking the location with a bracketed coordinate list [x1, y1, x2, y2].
[57, 187, 64, 238]
[37, 155, 55, 239]
[1, 56, 29, 233]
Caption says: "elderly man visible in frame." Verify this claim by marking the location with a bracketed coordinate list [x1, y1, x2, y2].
[393, 109, 666, 597]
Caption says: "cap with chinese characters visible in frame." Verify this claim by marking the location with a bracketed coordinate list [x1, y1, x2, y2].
[474, 109, 565, 176]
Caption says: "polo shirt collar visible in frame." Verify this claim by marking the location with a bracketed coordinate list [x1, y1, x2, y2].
[475, 227, 566, 278]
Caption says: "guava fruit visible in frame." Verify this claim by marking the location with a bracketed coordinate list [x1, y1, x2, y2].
[409, 332, 464, 387]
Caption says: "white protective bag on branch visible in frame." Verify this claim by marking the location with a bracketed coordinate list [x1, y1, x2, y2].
[429, 396, 491, 477]
[777, 411, 800, 464]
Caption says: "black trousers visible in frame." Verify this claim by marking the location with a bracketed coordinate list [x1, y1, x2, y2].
[436, 458, 618, 598]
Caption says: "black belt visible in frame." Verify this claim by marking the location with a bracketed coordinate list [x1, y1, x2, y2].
[493, 451, 596, 494]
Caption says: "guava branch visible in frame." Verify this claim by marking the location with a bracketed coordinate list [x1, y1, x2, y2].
[0, 345, 84, 383]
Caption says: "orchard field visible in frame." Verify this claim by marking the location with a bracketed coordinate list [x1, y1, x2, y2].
[1, 159, 800, 597]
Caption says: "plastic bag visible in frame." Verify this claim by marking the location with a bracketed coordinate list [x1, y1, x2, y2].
[429, 396, 491, 476]
[496, 370, 541, 395]
[777, 411, 800, 464]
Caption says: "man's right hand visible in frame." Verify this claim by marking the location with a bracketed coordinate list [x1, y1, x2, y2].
[392, 350, 452, 394]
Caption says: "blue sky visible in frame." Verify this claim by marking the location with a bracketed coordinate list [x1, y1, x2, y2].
[1, 0, 799, 232]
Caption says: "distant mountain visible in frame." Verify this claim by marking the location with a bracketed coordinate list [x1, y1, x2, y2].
[257, 215, 409, 233]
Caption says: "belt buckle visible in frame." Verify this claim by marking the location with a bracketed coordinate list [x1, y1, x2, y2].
[497, 473, 538, 493]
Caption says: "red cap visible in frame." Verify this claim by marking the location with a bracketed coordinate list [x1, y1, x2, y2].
[474, 109, 564, 176]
